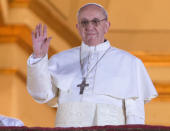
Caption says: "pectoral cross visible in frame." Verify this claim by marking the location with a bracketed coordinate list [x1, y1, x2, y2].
[77, 78, 89, 94]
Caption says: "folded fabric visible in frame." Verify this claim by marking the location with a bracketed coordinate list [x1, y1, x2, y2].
[0, 115, 24, 126]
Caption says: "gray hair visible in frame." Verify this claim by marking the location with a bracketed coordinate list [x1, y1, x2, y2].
[77, 3, 108, 20]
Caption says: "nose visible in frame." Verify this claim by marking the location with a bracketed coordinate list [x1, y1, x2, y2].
[85, 22, 94, 30]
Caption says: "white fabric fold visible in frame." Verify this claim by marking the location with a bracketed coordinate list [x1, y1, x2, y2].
[0, 115, 24, 126]
[27, 55, 57, 103]
[28, 54, 43, 64]
[125, 98, 145, 124]
[55, 102, 125, 127]
[136, 59, 158, 103]
[93, 48, 158, 101]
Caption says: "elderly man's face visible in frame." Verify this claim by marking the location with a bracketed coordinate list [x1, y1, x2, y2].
[76, 5, 110, 46]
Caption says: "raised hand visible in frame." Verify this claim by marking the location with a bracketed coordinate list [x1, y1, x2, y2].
[32, 24, 52, 58]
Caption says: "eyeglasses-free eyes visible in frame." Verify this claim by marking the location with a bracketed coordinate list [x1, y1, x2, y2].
[80, 18, 107, 27]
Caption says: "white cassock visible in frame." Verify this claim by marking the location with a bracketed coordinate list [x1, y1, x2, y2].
[27, 40, 158, 127]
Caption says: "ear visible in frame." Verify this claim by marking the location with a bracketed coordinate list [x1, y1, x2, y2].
[76, 23, 82, 36]
[104, 21, 110, 34]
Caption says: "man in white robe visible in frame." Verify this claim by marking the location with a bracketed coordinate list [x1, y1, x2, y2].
[27, 3, 158, 127]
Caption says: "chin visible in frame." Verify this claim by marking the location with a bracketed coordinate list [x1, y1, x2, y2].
[86, 40, 99, 46]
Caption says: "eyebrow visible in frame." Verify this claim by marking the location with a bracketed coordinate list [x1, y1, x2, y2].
[80, 17, 100, 21]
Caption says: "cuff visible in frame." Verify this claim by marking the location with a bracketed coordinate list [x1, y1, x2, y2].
[28, 54, 47, 65]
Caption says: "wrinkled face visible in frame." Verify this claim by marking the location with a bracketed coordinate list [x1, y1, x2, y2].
[76, 5, 110, 46]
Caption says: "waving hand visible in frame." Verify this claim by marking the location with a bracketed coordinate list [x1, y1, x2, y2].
[32, 24, 52, 58]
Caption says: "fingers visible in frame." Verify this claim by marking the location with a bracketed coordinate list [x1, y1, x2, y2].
[35, 24, 39, 38]
[43, 24, 47, 38]
[39, 24, 42, 36]
[32, 24, 51, 58]
[45, 37, 52, 47]
[32, 23, 51, 46]
[32, 31, 35, 41]
[33, 24, 44, 38]
[33, 24, 48, 38]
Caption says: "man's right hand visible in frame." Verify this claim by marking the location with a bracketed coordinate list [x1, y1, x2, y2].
[32, 24, 52, 58]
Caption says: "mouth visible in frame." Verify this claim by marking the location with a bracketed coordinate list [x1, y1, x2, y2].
[86, 33, 96, 36]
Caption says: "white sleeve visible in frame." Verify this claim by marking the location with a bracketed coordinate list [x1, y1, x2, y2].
[27, 54, 57, 104]
[28, 54, 43, 65]
[125, 98, 145, 124]
[0, 115, 24, 126]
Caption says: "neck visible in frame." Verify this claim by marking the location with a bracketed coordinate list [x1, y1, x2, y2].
[85, 39, 106, 46]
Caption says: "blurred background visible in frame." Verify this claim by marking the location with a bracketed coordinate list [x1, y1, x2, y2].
[0, 0, 170, 127]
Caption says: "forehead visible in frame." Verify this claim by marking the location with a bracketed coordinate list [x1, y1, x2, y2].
[78, 5, 104, 20]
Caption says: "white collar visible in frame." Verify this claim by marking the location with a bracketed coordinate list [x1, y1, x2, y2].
[80, 40, 111, 60]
